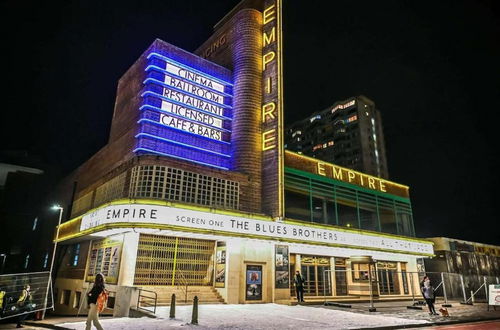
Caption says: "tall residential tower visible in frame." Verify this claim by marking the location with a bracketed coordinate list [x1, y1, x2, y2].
[285, 95, 389, 179]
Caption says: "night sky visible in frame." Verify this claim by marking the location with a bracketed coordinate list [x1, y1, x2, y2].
[1, 1, 499, 244]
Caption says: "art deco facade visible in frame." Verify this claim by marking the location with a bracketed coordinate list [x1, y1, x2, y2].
[46, 0, 433, 314]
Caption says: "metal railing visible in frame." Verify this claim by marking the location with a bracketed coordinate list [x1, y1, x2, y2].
[176, 269, 189, 303]
[0, 271, 53, 320]
[137, 288, 158, 314]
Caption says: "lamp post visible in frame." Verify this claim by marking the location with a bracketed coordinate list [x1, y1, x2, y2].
[42, 205, 63, 319]
[0, 253, 6, 274]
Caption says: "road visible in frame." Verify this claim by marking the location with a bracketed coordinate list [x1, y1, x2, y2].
[424, 320, 500, 329]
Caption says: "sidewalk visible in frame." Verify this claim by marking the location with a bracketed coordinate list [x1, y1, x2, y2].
[317, 299, 500, 328]
[39, 304, 431, 329]
[5, 301, 499, 330]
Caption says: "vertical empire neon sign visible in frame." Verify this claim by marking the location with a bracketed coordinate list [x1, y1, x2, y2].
[262, 0, 285, 218]
[135, 50, 234, 170]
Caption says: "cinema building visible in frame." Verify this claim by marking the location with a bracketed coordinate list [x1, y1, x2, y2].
[50, 0, 433, 313]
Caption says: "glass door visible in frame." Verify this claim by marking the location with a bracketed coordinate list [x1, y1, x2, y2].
[317, 265, 332, 296]
[301, 265, 316, 295]
[377, 262, 400, 295]
[335, 267, 348, 295]
[300, 255, 331, 296]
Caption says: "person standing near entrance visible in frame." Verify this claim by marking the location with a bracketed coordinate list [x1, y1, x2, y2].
[86, 273, 106, 330]
[294, 270, 305, 303]
[421, 277, 438, 315]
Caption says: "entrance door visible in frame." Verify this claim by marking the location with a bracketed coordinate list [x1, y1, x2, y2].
[335, 267, 348, 295]
[335, 258, 348, 296]
[301, 265, 316, 295]
[377, 262, 400, 295]
[317, 265, 331, 296]
[300, 256, 332, 296]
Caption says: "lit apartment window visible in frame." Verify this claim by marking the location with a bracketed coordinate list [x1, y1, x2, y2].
[32, 217, 38, 231]
[310, 115, 321, 123]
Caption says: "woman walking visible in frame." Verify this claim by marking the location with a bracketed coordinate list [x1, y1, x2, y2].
[86, 273, 106, 330]
[16, 284, 32, 328]
[421, 276, 438, 316]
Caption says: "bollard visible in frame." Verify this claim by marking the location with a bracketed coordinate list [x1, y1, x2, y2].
[191, 295, 199, 325]
[169, 294, 176, 319]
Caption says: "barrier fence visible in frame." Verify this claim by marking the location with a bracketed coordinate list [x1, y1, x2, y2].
[317, 269, 499, 310]
[0, 271, 53, 320]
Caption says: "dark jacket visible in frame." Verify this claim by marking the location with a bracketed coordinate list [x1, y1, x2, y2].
[421, 284, 435, 300]
[294, 274, 305, 288]
[87, 285, 104, 306]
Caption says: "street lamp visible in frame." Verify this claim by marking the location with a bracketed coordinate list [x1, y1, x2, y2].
[0, 253, 6, 274]
[42, 205, 63, 319]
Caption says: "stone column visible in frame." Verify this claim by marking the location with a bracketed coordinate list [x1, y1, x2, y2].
[117, 232, 140, 286]
[330, 257, 336, 296]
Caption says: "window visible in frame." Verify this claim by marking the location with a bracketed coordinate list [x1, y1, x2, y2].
[61, 290, 71, 306]
[129, 165, 239, 210]
[284, 190, 310, 222]
[43, 252, 49, 269]
[73, 291, 81, 308]
[310, 115, 321, 123]
[32, 217, 38, 231]
[71, 244, 80, 267]
[24, 254, 30, 269]
[352, 263, 370, 281]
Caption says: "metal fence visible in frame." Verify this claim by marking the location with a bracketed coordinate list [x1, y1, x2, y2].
[0, 271, 53, 320]
[316, 269, 500, 310]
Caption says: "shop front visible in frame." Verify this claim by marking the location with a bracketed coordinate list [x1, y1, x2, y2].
[52, 199, 433, 312]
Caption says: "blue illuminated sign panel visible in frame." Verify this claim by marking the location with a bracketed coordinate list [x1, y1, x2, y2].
[135, 49, 233, 170]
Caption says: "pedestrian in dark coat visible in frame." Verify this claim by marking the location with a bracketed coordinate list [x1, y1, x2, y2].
[294, 270, 305, 303]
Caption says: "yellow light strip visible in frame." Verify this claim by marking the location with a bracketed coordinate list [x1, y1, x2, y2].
[285, 150, 410, 189]
[56, 221, 434, 258]
[57, 199, 433, 247]
[277, 0, 285, 219]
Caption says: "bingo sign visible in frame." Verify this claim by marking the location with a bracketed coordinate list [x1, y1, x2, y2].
[136, 51, 233, 170]
[489, 285, 500, 306]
